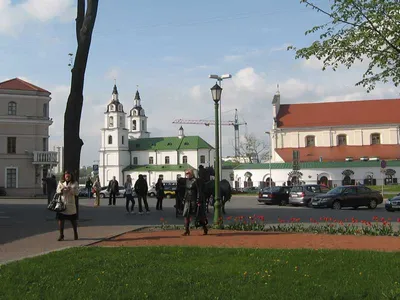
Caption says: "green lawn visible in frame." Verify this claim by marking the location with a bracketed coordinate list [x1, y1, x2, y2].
[1, 247, 399, 300]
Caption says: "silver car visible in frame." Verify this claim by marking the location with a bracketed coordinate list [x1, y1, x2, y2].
[289, 185, 330, 207]
[99, 186, 137, 198]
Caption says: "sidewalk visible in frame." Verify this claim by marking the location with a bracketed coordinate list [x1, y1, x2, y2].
[0, 225, 145, 265]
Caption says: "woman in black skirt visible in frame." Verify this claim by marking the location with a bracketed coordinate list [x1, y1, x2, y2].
[55, 170, 79, 241]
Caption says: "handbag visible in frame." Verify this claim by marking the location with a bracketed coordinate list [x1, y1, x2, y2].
[47, 193, 66, 212]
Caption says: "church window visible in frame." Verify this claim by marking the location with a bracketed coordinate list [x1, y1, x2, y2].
[149, 156, 154, 164]
[110, 105, 115, 111]
[119, 116, 123, 127]
[122, 136, 125, 145]
[133, 120, 137, 130]
[133, 110, 137, 116]
[108, 135, 112, 144]
[337, 134, 347, 146]
[200, 155, 206, 164]
[133, 157, 138, 165]
[371, 133, 381, 145]
[165, 156, 170, 164]
[141, 120, 145, 130]
[109, 116, 114, 127]
[182, 156, 187, 164]
[118, 104, 122, 112]
[305, 135, 315, 147]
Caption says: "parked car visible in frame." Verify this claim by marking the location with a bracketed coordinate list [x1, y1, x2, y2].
[148, 186, 156, 197]
[289, 184, 330, 207]
[78, 187, 92, 198]
[385, 195, 400, 212]
[311, 185, 383, 210]
[257, 186, 291, 206]
[99, 186, 136, 198]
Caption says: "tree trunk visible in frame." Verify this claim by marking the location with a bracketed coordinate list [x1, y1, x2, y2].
[63, 0, 99, 218]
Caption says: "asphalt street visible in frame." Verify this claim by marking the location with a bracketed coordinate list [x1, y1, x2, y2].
[0, 195, 398, 245]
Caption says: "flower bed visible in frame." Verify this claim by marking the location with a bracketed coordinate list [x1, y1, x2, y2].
[160, 216, 400, 237]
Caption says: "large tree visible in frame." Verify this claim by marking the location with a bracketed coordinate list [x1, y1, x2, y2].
[237, 133, 269, 164]
[289, 0, 400, 92]
[64, 0, 99, 176]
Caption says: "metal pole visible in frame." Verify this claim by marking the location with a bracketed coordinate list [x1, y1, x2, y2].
[213, 99, 223, 229]
[219, 79, 223, 181]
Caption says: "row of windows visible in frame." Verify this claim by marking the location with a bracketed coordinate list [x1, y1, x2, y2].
[305, 133, 382, 147]
[7, 102, 49, 117]
[132, 155, 207, 165]
[108, 117, 146, 131]
[108, 135, 125, 145]
[6, 137, 48, 153]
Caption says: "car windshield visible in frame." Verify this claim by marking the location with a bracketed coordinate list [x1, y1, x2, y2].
[290, 186, 303, 192]
[263, 187, 281, 193]
[326, 186, 346, 195]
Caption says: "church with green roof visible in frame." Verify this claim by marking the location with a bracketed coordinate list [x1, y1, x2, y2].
[99, 84, 214, 186]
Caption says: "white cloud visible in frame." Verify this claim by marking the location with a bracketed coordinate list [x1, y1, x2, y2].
[0, 0, 75, 35]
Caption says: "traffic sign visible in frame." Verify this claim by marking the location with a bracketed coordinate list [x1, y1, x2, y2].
[93, 164, 99, 172]
[380, 160, 387, 169]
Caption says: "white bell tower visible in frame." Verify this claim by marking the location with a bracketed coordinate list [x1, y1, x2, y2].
[128, 89, 150, 139]
[99, 83, 129, 184]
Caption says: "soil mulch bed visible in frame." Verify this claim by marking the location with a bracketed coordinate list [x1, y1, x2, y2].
[93, 229, 400, 252]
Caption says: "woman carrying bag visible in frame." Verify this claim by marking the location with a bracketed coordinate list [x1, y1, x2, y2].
[93, 176, 101, 206]
[56, 170, 79, 241]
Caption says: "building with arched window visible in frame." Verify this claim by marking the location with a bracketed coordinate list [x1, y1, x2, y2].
[99, 84, 215, 187]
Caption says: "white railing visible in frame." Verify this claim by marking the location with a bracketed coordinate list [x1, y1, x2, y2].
[33, 151, 58, 165]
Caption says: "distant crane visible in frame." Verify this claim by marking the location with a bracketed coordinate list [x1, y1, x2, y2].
[172, 109, 247, 157]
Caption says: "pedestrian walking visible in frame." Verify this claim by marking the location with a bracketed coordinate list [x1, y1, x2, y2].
[56, 170, 79, 241]
[85, 177, 93, 198]
[107, 176, 119, 205]
[182, 168, 208, 236]
[124, 175, 135, 214]
[93, 176, 101, 206]
[155, 177, 165, 210]
[134, 174, 150, 215]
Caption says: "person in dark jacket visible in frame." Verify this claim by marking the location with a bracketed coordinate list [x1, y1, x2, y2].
[155, 178, 165, 210]
[107, 176, 119, 206]
[85, 177, 93, 198]
[134, 174, 150, 214]
[182, 168, 208, 236]
[43, 175, 57, 205]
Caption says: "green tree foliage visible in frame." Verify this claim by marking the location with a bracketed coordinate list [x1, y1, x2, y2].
[289, 0, 400, 92]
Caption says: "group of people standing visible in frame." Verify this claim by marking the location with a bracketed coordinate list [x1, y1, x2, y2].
[50, 167, 209, 241]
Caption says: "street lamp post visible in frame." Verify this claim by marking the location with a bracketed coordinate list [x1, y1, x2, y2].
[211, 83, 223, 228]
[209, 74, 232, 180]
[265, 131, 272, 187]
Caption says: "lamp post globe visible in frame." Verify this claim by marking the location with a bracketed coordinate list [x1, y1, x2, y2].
[210, 83, 222, 102]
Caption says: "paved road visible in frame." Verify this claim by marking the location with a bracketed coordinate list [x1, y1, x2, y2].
[1, 195, 398, 245]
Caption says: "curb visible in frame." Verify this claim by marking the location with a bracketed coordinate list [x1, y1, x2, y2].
[85, 226, 152, 247]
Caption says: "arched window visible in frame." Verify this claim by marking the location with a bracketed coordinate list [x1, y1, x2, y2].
[119, 116, 123, 127]
[109, 116, 114, 127]
[305, 135, 315, 147]
[110, 104, 115, 111]
[371, 133, 381, 145]
[337, 134, 347, 146]
[108, 135, 112, 144]
[182, 156, 187, 163]
[8, 101, 16, 115]
[118, 104, 122, 112]
[132, 120, 136, 130]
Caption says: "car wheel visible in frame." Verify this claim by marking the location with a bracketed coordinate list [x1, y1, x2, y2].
[150, 192, 155, 197]
[100, 193, 105, 198]
[353, 206, 358, 210]
[332, 201, 341, 210]
[279, 199, 288, 206]
[368, 199, 377, 209]
[306, 200, 313, 208]
[166, 194, 172, 199]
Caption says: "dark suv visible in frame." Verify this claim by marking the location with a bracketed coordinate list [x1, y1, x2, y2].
[311, 185, 383, 209]
[258, 186, 291, 206]
[289, 184, 330, 207]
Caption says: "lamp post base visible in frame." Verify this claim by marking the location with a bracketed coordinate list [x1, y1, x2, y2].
[213, 199, 224, 229]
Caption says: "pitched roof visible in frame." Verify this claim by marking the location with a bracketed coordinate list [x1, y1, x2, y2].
[0, 78, 50, 93]
[129, 136, 213, 151]
[122, 163, 194, 172]
[234, 160, 400, 170]
[275, 145, 400, 162]
[276, 98, 400, 128]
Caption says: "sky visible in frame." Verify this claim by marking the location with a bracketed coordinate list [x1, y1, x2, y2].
[1, 0, 399, 167]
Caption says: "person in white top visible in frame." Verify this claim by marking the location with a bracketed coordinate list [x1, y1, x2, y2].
[56, 170, 79, 241]
[124, 175, 135, 214]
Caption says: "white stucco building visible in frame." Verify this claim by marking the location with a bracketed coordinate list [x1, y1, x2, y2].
[99, 84, 215, 187]
[231, 93, 400, 188]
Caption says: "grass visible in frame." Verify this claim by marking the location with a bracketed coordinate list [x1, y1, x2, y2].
[1, 247, 400, 300]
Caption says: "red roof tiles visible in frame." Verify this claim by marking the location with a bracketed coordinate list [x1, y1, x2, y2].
[276, 145, 400, 162]
[277, 99, 400, 128]
[0, 78, 50, 94]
